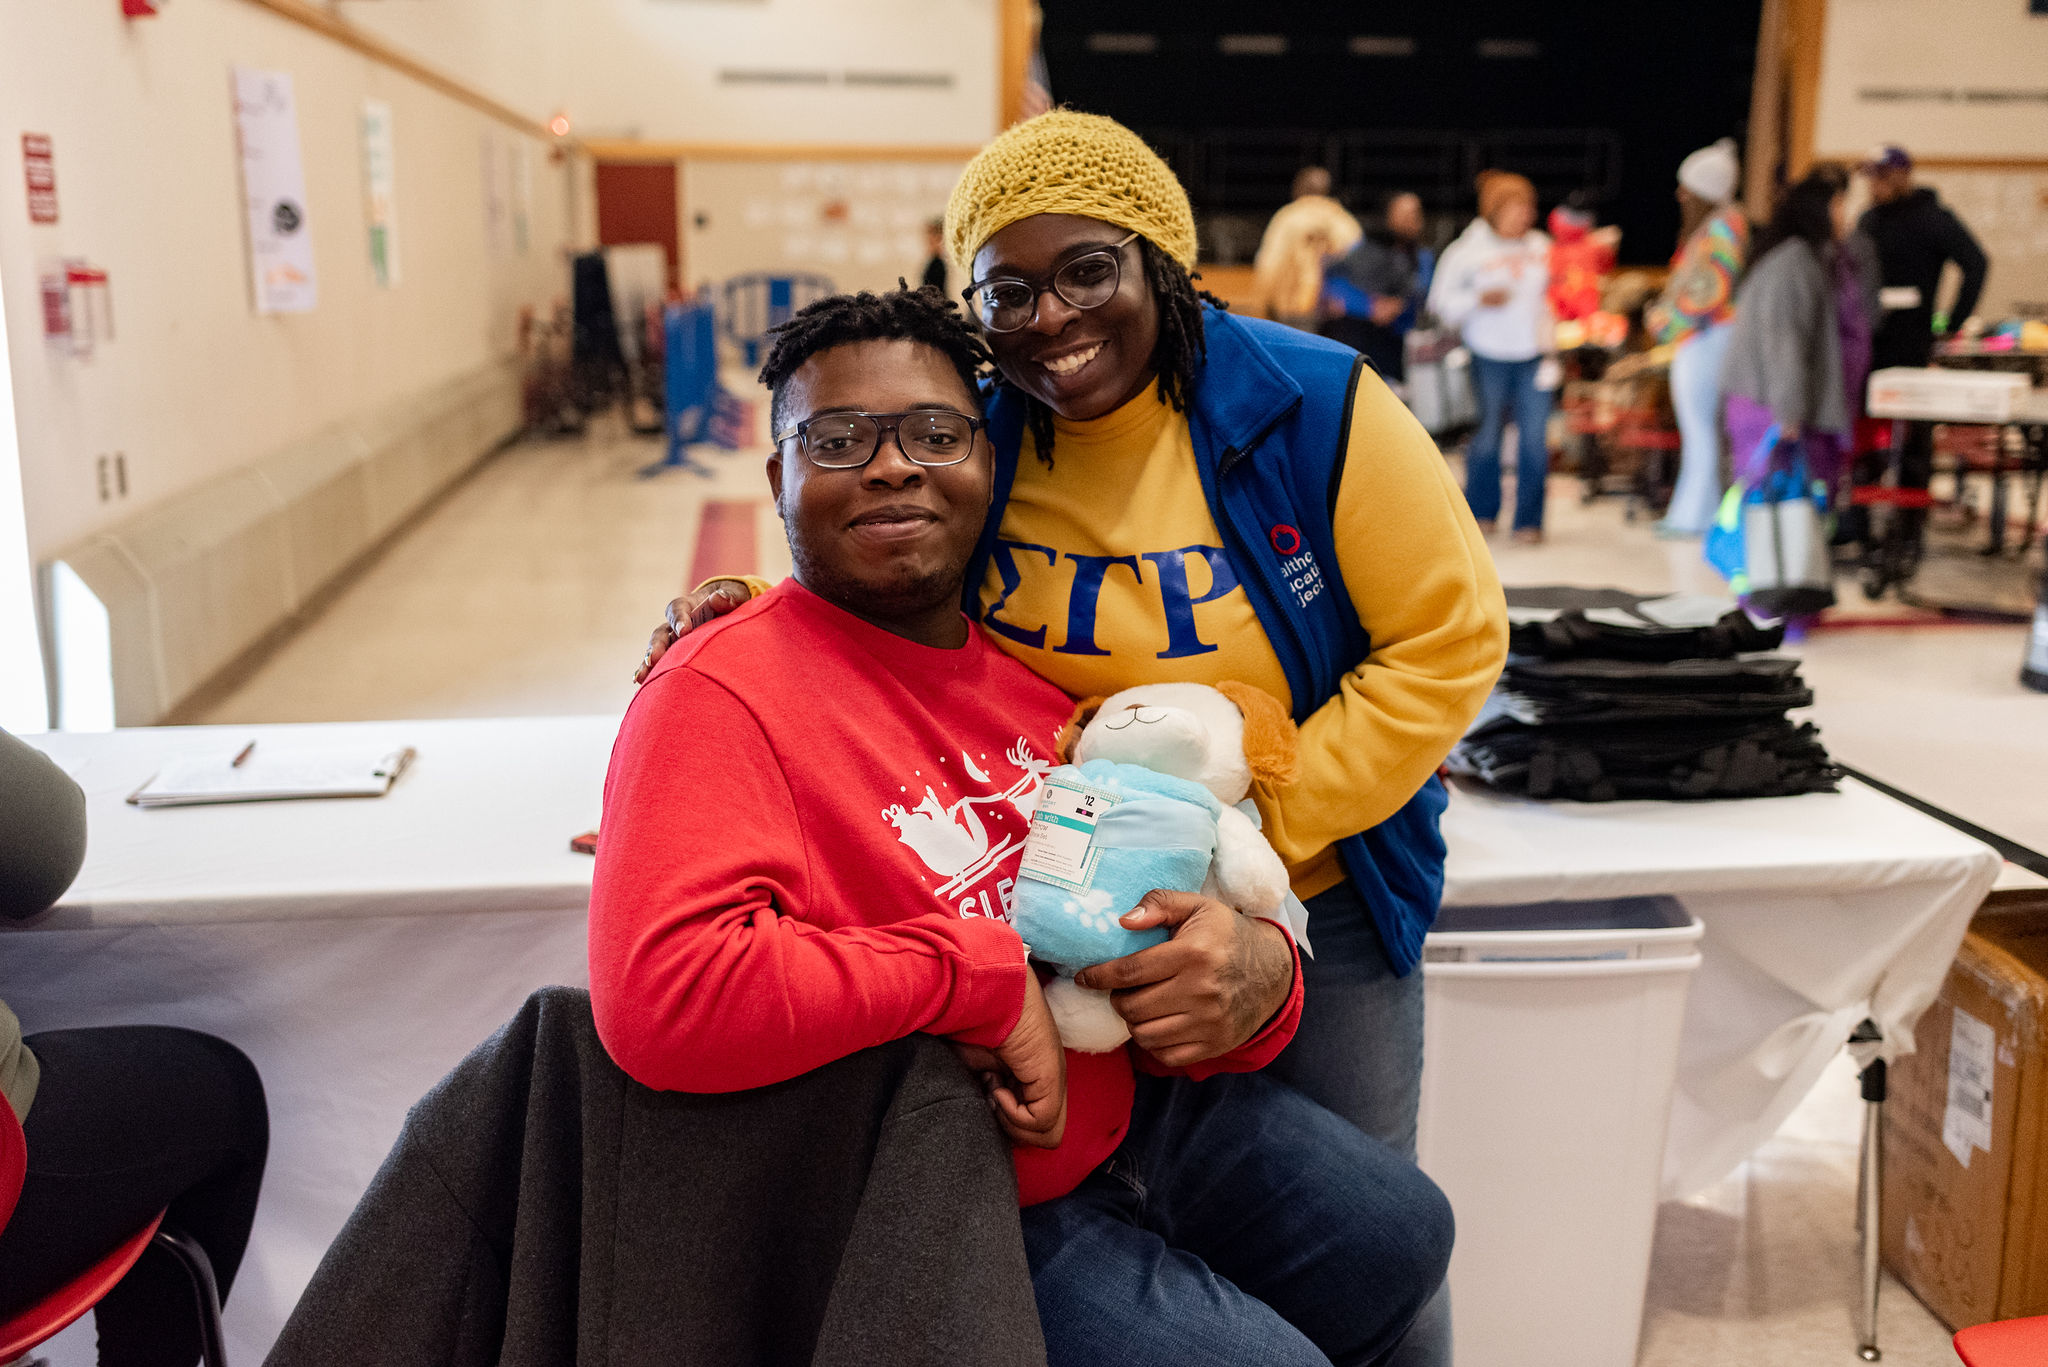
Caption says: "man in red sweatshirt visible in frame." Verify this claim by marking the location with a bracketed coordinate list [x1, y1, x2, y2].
[589, 288, 1450, 1367]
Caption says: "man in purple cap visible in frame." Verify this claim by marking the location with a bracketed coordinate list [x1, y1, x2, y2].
[1855, 145, 1989, 534]
[1859, 146, 1987, 368]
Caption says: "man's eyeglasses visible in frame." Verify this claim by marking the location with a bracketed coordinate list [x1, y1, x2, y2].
[773, 410, 984, 470]
[962, 232, 1139, 334]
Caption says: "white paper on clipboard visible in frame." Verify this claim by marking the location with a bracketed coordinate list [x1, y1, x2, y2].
[129, 743, 416, 807]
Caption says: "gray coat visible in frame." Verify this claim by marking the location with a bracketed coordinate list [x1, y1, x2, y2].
[1720, 238, 1849, 434]
[266, 988, 1045, 1367]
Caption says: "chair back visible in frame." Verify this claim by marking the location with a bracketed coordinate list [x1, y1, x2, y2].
[0, 1098, 25, 1234]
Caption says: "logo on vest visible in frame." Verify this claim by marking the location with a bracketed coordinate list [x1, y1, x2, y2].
[1270, 525, 1325, 610]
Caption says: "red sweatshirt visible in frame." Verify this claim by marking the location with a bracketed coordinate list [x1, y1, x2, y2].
[589, 579, 1301, 1205]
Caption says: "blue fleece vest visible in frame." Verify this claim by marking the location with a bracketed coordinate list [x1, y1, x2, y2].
[964, 306, 1448, 976]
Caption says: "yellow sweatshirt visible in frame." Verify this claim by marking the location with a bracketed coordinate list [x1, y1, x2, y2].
[978, 375, 1507, 899]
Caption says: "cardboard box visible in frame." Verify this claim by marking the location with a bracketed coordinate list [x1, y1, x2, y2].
[1866, 366, 2030, 423]
[1882, 905, 2048, 1330]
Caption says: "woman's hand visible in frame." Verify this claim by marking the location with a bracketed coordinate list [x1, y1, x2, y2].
[1073, 891, 1294, 1069]
[951, 971, 1068, 1149]
[633, 580, 753, 683]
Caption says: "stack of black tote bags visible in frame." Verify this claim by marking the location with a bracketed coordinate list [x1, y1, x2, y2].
[1449, 588, 1842, 802]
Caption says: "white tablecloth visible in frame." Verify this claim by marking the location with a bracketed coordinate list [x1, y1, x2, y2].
[3, 719, 2004, 1360]
[5, 716, 612, 1365]
[1440, 779, 2004, 1197]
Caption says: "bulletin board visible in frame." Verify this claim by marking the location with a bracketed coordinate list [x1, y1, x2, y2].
[1914, 167, 2048, 319]
[680, 158, 967, 301]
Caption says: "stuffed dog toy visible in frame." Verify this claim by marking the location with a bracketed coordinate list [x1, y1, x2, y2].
[1011, 681, 1300, 1052]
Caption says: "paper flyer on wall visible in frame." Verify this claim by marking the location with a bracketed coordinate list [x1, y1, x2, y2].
[510, 140, 532, 254]
[361, 98, 400, 287]
[232, 67, 318, 313]
[481, 130, 508, 254]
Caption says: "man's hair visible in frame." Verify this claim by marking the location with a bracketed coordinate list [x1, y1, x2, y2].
[759, 284, 993, 436]
[1016, 238, 1227, 468]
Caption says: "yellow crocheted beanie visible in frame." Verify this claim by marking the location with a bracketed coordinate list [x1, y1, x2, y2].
[945, 110, 1198, 274]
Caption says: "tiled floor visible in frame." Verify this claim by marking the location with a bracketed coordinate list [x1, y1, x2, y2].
[191, 416, 2048, 1365]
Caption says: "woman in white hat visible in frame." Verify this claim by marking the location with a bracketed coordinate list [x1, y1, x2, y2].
[1647, 138, 1750, 537]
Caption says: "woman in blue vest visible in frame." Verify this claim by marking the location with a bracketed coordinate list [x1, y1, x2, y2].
[640, 112, 1506, 1366]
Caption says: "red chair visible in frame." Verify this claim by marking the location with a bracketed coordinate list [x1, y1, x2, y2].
[0, 1099, 228, 1365]
[1955, 1315, 2048, 1365]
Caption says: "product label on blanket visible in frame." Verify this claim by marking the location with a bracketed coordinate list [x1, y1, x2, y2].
[1943, 1008, 1996, 1168]
[1018, 774, 1120, 893]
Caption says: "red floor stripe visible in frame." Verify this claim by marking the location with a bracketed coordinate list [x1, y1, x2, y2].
[688, 499, 760, 587]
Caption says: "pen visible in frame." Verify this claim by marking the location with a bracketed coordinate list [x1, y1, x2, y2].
[231, 740, 257, 768]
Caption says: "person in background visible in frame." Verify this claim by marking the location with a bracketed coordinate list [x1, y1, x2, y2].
[1720, 165, 1854, 500]
[1321, 190, 1432, 383]
[1543, 196, 1618, 327]
[1854, 145, 1989, 540]
[1646, 137, 1750, 537]
[1429, 170, 1555, 542]
[1252, 166, 1363, 331]
[0, 729, 270, 1367]
[921, 216, 949, 296]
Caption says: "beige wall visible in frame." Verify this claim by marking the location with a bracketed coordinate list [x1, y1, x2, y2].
[0, 0, 581, 561]
[1814, 0, 2048, 160]
[681, 158, 967, 296]
[334, 0, 1001, 147]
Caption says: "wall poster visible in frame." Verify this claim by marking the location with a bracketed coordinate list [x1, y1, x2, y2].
[361, 99, 400, 287]
[510, 140, 532, 254]
[232, 66, 318, 314]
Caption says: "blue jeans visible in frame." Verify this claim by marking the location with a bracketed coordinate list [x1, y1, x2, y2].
[1663, 323, 1732, 534]
[1465, 355, 1552, 531]
[1270, 880, 1450, 1367]
[1021, 1069, 1453, 1367]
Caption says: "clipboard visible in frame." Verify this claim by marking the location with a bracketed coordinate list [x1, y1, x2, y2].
[128, 743, 417, 807]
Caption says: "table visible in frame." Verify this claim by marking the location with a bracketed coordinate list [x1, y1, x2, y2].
[3, 716, 613, 1365]
[3, 719, 2004, 1362]
[1441, 777, 2003, 1199]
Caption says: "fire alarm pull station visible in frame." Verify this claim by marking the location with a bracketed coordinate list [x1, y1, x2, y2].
[42, 262, 112, 359]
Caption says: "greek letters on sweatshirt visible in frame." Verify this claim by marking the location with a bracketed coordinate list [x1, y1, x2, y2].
[979, 376, 1506, 904]
[588, 579, 1301, 1206]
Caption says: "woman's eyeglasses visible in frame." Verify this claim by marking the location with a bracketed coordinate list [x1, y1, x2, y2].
[773, 410, 984, 470]
[963, 232, 1139, 334]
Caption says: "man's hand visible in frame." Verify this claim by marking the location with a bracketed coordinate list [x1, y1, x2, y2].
[1370, 294, 1407, 325]
[1073, 891, 1293, 1070]
[1478, 287, 1512, 309]
[951, 972, 1067, 1149]
[633, 580, 751, 683]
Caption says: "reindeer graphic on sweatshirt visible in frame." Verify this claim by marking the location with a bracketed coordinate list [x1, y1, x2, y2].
[883, 739, 1051, 911]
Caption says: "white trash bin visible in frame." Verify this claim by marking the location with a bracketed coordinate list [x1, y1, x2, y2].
[1417, 896, 1703, 1367]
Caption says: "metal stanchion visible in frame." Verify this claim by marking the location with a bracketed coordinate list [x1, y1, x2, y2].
[1853, 1018, 1886, 1361]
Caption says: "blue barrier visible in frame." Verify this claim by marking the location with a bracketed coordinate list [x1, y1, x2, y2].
[721, 273, 835, 369]
[647, 297, 722, 477]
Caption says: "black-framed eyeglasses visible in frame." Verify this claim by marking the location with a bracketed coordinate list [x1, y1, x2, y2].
[773, 410, 985, 470]
[962, 231, 1140, 334]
